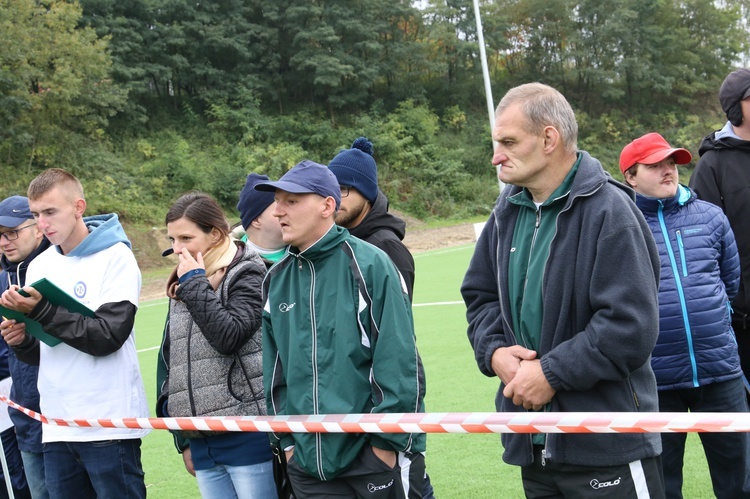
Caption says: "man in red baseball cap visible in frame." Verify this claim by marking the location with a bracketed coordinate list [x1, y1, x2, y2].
[621, 132, 750, 499]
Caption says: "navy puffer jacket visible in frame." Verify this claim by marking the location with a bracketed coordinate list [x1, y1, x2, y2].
[636, 185, 741, 390]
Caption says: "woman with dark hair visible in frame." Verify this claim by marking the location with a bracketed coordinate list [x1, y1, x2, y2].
[156, 192, 275, 498]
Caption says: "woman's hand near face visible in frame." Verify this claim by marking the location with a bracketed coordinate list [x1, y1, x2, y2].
[176, 248, 205, 279]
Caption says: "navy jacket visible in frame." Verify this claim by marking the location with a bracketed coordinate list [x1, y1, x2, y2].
[0, 237, 50, 453]
[636, 185, 741, 390]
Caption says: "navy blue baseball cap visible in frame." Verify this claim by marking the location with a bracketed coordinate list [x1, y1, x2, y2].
[254, 160, 341, 209]
[0, 196, 34, 228]
[237, 173, 276, 230]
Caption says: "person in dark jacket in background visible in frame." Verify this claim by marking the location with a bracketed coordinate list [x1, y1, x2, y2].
[689, 68, 750, 395]
[0, 196, 43, 499]
[621, 132, 750, 499]
[156, 192, 274, 498]
[327, 137, 415, 300]
[461, 83, 665, 498]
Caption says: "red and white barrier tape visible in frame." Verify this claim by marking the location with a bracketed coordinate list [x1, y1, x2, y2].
[3, 396, 750, 433]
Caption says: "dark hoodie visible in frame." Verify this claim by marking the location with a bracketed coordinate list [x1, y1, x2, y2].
[0, 236, 51, 453]
[348, 190, 415, 301]
[690, 128, 750, 316]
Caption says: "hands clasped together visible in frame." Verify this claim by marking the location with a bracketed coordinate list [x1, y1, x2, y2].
[492, 345, 556, 411]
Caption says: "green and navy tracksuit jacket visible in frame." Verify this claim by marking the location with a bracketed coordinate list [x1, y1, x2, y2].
[262, 224, 426, 480]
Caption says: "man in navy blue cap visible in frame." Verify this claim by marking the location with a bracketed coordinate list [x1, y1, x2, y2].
[235, 173, 286, 265]
[0, 195, 49, 499]
[256, 160, 427, 498]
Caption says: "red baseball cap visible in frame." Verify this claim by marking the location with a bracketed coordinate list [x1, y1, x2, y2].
[619, 133, 692, 173]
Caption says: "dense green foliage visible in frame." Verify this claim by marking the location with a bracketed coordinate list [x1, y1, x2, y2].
[1, 0, 748, 223]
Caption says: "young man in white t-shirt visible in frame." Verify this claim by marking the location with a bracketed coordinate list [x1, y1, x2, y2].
[0, 168, 149, 498]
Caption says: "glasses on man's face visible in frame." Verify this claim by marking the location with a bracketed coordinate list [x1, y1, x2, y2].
[0, 223, 36, 242]
[340, 186, 351, 198]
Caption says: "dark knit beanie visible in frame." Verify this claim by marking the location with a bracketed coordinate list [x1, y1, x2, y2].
[237, 173, 276, 229]
[327, 137, 378, 203]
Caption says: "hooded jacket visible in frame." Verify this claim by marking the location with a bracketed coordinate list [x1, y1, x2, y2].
[690, 128, 750, 317]
[262, 224, 425, 480]
[14, 213, 149, 443]
[462, 152, 662, 467]
[0, 237, 50, 453]
[348, 190, 415, 300]
[635, 185, 740, 390]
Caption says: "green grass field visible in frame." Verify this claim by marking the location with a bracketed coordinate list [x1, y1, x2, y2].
[135, 244, 715, 497]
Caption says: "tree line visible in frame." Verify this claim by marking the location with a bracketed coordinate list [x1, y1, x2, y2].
[0, 0, 748, 223]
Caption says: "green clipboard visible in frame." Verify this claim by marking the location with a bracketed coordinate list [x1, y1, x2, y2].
[0, 278, 95, 347]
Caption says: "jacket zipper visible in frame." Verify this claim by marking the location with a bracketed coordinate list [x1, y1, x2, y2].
[519, 207, 542, 351]
[302, 256, 326, 481]
[676, 230, 688, 277]
[658, 204, 699, 387]
[186, 321, 197, 415]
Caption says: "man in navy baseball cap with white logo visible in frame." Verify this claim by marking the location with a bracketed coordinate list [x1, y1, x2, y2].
[254, 160, 341, 252]
[256, 159, 426, 497]
[0, 195, 49, 498]
[0, 196, 34, 227]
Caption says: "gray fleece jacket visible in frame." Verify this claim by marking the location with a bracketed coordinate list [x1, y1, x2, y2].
[461, 152, 662, 467]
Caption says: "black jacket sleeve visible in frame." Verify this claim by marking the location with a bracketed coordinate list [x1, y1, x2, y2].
[175, 259, 265, 355]
[11, 334, 40, 366]
[27, 298, 137, 356]
[689, 155, 724, 210]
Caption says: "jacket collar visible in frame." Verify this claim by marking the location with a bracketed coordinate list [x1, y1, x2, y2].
[288, 224, 349, 261]
[635, 184, 694, 215]
[495, 151, 610, 219]
[0, 237, 52, 287]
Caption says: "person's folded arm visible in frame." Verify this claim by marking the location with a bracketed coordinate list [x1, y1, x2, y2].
[28, 298, 136, 356]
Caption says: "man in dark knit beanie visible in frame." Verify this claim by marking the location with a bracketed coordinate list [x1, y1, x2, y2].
[328, 138, 434, 499]
[236, 173, 286, 265]
[328, 138, 416, 301]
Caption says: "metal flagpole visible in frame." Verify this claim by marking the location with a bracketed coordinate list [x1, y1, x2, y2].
[472, 0, 504, 192]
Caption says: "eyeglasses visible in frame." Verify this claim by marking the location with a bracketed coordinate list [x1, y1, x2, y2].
[340, 186, 351, 198]
[0, 223, 36, 242]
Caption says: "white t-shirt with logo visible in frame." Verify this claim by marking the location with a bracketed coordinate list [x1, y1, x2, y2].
[26, 242, 150, 442]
